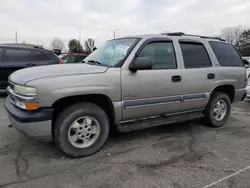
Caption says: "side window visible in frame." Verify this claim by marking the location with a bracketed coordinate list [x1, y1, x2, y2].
[138, 42, 177, 69]
[209, 41, 243, 67]
[3, 48, 32, 62]
[180, 42, 212, 68]
[33, 51, 48, 61]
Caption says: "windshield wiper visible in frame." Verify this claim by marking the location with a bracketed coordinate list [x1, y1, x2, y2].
[86, 60, 103, 66]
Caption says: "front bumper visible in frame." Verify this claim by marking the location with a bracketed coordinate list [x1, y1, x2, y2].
[4, 97, 53, 141]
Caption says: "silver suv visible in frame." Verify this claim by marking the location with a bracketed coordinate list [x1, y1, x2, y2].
[5, 33, 246, 157]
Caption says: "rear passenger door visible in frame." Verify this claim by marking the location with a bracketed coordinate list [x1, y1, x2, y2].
[179, 41, 216, 112]
[0, 48, 32, 90]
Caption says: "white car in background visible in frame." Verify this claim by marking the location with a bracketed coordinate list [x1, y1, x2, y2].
[243, 57, 250, 78]
[246, 78, 250, 99]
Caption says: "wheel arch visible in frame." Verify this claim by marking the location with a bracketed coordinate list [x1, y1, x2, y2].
[51, 94, 116, 133]
[211, 84, 235, 102]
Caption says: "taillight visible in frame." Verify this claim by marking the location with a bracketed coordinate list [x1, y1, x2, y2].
[59, 59, 64, 64]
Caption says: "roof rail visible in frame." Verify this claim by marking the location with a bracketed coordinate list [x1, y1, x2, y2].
[2, 43, 44, 49]
[161, 32, 226, 41]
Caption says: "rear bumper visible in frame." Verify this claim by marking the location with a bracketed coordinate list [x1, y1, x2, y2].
[233, 88, 246, 103]
[246, 85, 250, 99]
[4, 97, 53, 141]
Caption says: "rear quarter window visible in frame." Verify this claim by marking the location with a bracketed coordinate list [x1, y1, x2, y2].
[209, 41, 243, 67]
[32, 50, 48, 61]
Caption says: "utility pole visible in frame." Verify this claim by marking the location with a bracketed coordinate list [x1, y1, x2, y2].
[79, 28, 81, 42]
[114, 29, 119, 39]
[15, 31, 17, 43]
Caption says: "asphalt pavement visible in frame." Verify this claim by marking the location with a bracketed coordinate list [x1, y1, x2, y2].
[0, 97, 250, 188]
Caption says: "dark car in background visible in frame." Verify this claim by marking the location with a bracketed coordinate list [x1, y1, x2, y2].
[0, 45, 62, 91]
[59, 53, 88, 63]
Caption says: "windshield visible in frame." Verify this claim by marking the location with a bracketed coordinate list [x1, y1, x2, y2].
[84, 38, 139, 67]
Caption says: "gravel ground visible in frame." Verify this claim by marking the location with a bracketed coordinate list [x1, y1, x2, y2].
[0, 97, 250, 188]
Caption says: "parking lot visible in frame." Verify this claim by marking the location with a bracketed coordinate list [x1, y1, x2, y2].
[0, 97, 250, 188]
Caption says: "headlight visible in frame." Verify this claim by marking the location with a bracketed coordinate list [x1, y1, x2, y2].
[14, 85, 37, 96]
[9, 85, 39, 110]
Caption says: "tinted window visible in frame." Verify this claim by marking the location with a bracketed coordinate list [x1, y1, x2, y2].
[3, 48, 32, 62]
[33, 51, 48, 61]
[138, 42, 176, 69]
[75, 55, 86, 62]
[180, 43, 211, 68]
[209, 41, 243, 67]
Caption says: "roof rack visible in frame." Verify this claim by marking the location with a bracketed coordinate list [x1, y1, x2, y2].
[2, 43, 44, 49]
[161, 32, 226, 41]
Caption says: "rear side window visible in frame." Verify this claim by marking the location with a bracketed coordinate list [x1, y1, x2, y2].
[209, 41, 243, 67]
[3, 48, 32, 62]
[32, 51, 48, 61]
[180, 43, 211, 68]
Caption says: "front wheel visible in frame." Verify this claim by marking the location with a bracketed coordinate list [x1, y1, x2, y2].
[54, 103, 110, 158]
[204, 92, 231, 127]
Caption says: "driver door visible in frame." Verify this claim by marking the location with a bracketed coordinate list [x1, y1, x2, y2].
[121, 40, 182, 121]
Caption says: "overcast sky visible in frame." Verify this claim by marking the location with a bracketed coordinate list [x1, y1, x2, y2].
[0, 0, 249, 49]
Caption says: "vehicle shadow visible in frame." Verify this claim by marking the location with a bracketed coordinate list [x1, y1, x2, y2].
[24, 119, 204, 159]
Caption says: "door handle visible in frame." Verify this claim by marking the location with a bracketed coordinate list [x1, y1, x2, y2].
[207, 73, 215, 80]
[26, 63, 36, 67]
[172, 75, 182, 82]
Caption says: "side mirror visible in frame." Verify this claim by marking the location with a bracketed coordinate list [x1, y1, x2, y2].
[129, 57, 152, 72]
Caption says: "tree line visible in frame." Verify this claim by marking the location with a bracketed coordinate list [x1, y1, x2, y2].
[220, 26, 250, 56]
[50, 38, 96, 54]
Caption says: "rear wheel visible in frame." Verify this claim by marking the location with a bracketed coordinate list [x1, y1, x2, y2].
[204, 92, 231, 127]
[54, 102, 110, 157]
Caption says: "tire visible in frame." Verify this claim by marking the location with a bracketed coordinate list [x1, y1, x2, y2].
[204, 92, 231, 127]
[54, 102, 110, 158]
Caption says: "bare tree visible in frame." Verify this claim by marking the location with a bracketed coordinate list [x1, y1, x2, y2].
[220, 26, 242, 44]
[50, 38, 65, 50]
[84, 38, 95, 53]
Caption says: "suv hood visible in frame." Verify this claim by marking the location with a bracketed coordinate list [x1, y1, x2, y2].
[9, 64, 108, 85]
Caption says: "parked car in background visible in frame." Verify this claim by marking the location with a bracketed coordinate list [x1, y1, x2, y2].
[0, 45, 62, 92]
[5, 33, 246, 157]
[246, 80, 250, 99]
[59, 53, 88, 63]
[243, 57, 250, 78]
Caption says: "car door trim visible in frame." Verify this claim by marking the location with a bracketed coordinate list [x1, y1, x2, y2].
[123, 93, 208, 109]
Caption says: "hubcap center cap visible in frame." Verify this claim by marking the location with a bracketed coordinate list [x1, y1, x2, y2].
[77, 124, 92, 139]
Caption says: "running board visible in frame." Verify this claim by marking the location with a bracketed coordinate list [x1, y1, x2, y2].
[117, 111, 204, 132]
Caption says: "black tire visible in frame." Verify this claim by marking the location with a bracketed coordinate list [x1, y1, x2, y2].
[204, 92, 231, 127]
[54, 102, 110, 158]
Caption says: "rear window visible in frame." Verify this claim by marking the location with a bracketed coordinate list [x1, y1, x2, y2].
[209, 41, 243, 67]
[3, 48, 32, 62]
[32, 50, 48, 61]
[75, 55, 86, 62]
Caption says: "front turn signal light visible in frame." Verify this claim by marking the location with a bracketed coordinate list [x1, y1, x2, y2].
[25, 103, 39, 110]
